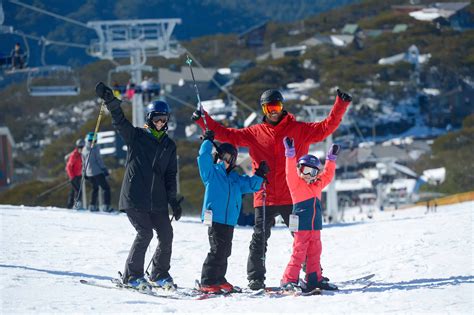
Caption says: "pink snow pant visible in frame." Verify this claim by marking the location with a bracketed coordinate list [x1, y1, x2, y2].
[281, 230, 322, 284]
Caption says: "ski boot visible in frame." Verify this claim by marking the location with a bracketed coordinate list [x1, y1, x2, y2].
[126, 277, 152, 292]
[149, 276, 177, 291]
[280, 281, 302, 293]
[248, 279, 265, 290]
[199, 284, 222, 294]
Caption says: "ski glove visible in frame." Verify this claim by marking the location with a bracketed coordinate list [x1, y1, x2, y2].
[255, 161, 269, 180]
[102, 168, 110, 177]
[191, 110, 202, 121]
[337, 88, 352, 102]
[95, 82, 116, 104]
[169, 197, 184, 221]
[202, 130, 215, 142]
[283, 137, 295, 158]
[326, 144, 340, 161]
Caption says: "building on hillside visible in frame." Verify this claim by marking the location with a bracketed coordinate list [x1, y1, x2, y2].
[228, 59, 255, 75]
[341, 23, 361, 35]
[378, 45, 431, 66]
[409, 2, 473, 30]
[0, 126, 14, 187]
[238, 21, 267, 48]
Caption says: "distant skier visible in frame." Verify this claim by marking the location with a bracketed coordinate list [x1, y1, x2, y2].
[65, 138, 85, 209]
[95, 82, 182, 291]
[192, 88, 352, 290]
[82, 132, 112, 212]
[280, 137, 339, 292]
[197, 130, 267, 293]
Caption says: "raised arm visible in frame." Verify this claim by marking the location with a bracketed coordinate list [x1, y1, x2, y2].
[318, 144, 339, 188]
[197, 139, 215, 183]
[192, 110, 254, 147]
[283, 137, 301, 195]
[299, 89, 352, 143]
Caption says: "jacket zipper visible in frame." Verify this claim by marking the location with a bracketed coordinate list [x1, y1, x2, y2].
[225, 175, 231, 224]
[312, 198, 317, 230]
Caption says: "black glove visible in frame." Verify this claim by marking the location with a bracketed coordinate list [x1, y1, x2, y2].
[102, 168, 110, 177]
[202, 130, 215, 142]
[255, 161, 269, 180]
[337, 88, 352, 102]
[191, 110, 202, 121]
[95, 82, 116, 104]
[169, 197, 184, 221]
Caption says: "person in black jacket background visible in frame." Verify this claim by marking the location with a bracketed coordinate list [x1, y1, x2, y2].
[95, 82, 183, 291]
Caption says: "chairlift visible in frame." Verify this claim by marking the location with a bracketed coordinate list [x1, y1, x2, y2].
[27, 65, 80, 96]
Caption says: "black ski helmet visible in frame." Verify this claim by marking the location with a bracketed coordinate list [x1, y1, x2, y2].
[218, 143, 238, 170]
[75, 138, 85, 148]
[260, 89, 284, 106]
[146, 100, 170, 131]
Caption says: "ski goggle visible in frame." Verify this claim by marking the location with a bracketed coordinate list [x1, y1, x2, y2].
[262, 101, 283, 115]
[299, 165, 320, 177]
[151, 114, 168, 123]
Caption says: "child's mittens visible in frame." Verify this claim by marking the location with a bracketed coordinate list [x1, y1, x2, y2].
[283, 137, 295, 158]
[326, 144, 340, 161]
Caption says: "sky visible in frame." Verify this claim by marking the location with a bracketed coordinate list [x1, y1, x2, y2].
[0, 201, 473, 314]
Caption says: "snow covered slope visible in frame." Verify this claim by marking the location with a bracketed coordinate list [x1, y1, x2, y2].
[1, 202, 472, 314]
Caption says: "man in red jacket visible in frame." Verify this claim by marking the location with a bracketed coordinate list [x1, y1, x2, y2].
[192, 88, 352, 290]
[65, 138, 85, 209]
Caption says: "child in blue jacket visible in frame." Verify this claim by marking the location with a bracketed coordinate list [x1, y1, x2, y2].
[198, 130, 268, 293]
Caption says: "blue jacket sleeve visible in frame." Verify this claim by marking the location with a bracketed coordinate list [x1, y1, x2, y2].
[197, 140, 214, 183]
[238, 174, 264, 194]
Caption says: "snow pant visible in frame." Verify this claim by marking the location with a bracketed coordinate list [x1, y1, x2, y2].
[66, 176, 82, 209]
[89, 173, 111, 207]
[281, 230, 322, 285]
[201, 222, 234, 285]
[123, 209, 173, 283]
[247, 204, 292, 281]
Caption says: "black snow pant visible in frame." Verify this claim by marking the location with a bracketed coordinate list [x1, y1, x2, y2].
[247, 204, 292, 282]
[89, 173, 111, 207]
[201, 222, 234, 285]
[123, 209, 173, 283]
[66, 176, 82, 209]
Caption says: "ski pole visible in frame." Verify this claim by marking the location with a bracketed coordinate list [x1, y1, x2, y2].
[185, 55, 209, 131]
[261, 181, 267, 267]
[74, 100, 106, 209]
[36, 179, 70, 200]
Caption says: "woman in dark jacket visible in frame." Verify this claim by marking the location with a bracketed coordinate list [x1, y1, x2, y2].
[95, 82, 182, 291]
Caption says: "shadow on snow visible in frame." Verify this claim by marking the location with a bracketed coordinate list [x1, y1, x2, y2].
[0, 263, 113, 281]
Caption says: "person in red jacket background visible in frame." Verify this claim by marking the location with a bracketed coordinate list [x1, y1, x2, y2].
[192, 88, 352, 290]
[66, 138, 85, 209]
[280, 137, 339, 293]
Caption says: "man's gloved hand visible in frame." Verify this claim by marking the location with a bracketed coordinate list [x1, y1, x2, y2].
[326, 144, 340, 161]
[255, 161, 269, 180]
[95, 82, 116, 104]
[191, 110, 202, 121]
[102, 168, 110, 177]
[337, 88, 352, 102]
[283, 137, 295, 158]
[169, 197, 184, 221]
[202, 130, 215, 142]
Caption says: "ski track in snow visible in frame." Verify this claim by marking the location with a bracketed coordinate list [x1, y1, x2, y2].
[0, 202, 473, 314]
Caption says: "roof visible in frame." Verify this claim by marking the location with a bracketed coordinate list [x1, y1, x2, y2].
[238, 21, 268, 38]
[341, 24, 360, 34]
[393, 24, 408, 33]
[409, 2, 470, 21]
[158, 66, 216, 85]
[0, 126, 15, 146]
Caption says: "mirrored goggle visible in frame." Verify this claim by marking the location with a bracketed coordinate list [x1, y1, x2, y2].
[300, 165, 320, 177]
[152, 115, 168, 123]
[262, 101, 283, 115]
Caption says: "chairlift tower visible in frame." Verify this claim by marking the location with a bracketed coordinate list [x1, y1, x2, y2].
[87, 18, 182, 126]
[299, 105, 341, 223]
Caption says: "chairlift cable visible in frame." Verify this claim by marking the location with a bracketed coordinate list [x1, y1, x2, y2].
[13, 29, 89, 49]
[9, 0, 91, 29]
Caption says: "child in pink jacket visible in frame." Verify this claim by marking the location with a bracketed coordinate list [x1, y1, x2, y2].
[280, 137, 339, 292]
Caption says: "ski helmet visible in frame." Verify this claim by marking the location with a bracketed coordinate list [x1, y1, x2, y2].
[75, 138, 85, 148]
[260, 89, 284, 106]
[297, 154, 321, 177]
[146, 100, 170, 131]
[218, 143, 238, 169]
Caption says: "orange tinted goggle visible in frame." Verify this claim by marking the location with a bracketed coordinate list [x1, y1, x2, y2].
[262, 101, 283, 115]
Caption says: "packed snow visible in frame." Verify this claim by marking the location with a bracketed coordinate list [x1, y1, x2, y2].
[0, 201, 473, 314]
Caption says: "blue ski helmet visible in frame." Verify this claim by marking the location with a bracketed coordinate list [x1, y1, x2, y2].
[86, 132, 96, 142]
[146, 100, 170, 130]
[297, 154, 321, 177]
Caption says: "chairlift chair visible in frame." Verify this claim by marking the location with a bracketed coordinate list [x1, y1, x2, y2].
[27, 65, 80, 96]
